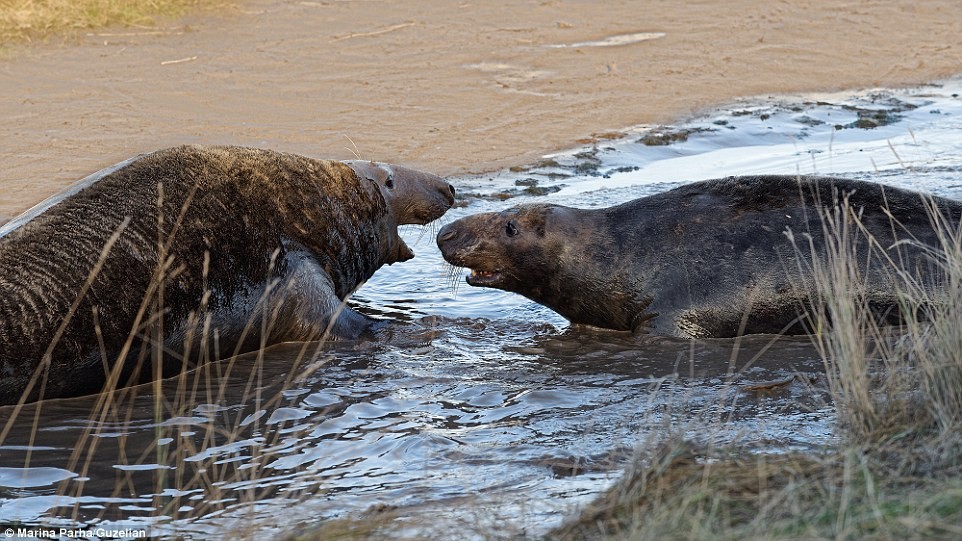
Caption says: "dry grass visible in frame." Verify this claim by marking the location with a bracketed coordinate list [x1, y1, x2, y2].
[0, 306, 340, 537]
[0, 0, 229, 45]
[804, 189, 962, 446]
[552, 438, 962, 541]
[282, 510, 404, 541]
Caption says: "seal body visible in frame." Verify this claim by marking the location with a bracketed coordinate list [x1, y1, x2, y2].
[0, 145, 454, 404]
[437, 175, 960, 337]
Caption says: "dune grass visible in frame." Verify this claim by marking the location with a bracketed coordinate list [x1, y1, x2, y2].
[552, 438, 962, 541]
[0, 0, 229, 45]
[553, 188, 962, 541]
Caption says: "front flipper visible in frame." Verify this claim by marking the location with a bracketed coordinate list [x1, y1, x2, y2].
[267, 247, 381, 342]
[325, 301, 383, 340]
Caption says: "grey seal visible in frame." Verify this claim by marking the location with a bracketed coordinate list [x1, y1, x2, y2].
[0, 145, 455, 404]
[437, 175, 959, 337]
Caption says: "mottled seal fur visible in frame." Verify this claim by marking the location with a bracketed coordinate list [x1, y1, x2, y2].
[437, 175, 961, 337]
[0, 145, 455, 404]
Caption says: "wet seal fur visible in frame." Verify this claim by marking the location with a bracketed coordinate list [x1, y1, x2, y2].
[0, 145, 455, 404]
[438, 175, 961, 337]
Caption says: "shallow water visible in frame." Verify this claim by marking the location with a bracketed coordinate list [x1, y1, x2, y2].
[2, 80, 962, 539]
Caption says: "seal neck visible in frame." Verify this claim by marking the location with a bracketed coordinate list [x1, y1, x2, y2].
[538, 207, 652, 331]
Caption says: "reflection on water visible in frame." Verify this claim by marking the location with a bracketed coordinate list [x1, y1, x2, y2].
[3, 79, 962, 538]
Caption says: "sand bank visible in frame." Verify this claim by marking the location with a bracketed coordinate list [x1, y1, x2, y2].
[1, 0, 961, 218]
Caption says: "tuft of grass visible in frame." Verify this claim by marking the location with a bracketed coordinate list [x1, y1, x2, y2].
[0, 0, 229, 45]
[803, 189, 962, 446]
[552, 439, 962, 541]
[281, 509, 404, 541]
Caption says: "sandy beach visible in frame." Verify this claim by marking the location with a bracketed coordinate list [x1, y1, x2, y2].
[2, 0, 961, 220]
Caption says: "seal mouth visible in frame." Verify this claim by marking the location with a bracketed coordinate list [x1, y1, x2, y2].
[402, 203, 451, 226]
[467, 268, 503, 287]
[393, 237, 415, 263]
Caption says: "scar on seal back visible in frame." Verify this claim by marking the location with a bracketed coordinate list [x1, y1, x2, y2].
[437, 175, 961, 338]
[0, 145, 455, 404]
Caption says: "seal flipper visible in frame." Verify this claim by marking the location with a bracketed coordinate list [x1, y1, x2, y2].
[326, 302, 380, 340]
[270, 246, 379, 342]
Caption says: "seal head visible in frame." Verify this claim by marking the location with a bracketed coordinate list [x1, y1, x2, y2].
[345, 160, 455, 263]
[437, 204, 652, 331]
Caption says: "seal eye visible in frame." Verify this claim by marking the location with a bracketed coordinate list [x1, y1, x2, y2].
[385, 173, 395, 189]
[506, 221, 519, 237]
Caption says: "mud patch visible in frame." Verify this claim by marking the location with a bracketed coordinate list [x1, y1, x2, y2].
[638, 126, 716, 146]
[833, 100, 917, 130]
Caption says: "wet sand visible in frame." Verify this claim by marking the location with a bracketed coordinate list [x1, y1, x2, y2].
[2, 0, 961, 220]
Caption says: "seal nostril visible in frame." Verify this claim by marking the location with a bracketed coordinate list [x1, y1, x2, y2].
[438, 228, 458, 243]
[448, 184, 456, 199]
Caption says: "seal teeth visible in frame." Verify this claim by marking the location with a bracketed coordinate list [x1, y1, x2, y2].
[466, 268, 503, 287]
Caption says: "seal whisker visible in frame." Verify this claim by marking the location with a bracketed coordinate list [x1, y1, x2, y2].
[413, 222, 439, 246]
[453, 268, 465, 296]
[427, 219, 445, 241]
[343, 135, 362, 160]
[443, 263, 465, 295]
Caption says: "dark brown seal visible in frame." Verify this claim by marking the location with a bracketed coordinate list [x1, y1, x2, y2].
[437, 175, 960, 337]
[0, 145, 455, 404]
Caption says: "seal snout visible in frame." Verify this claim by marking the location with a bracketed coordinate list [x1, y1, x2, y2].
[438, 182, 456, 206]
[414, 179, 456, 224]
[345, 161, 455, 226]
[401, 173, 456, 226]
[437, 220, 505, 288]
[436, 222, 465, 255]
